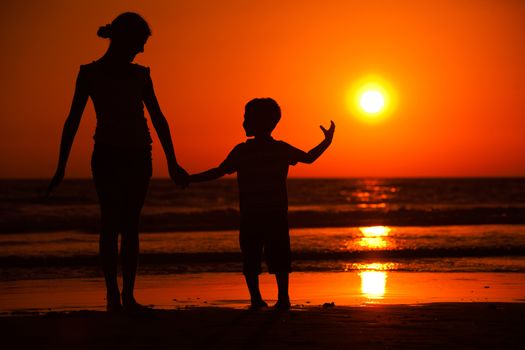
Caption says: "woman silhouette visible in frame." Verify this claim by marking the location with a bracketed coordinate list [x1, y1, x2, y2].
[47, 12, 187, 312]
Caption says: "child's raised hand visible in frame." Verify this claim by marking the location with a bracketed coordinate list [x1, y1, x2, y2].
[320, 120, 335, 142]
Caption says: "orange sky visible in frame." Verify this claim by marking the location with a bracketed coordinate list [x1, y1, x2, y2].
[1, 0, 524, 178]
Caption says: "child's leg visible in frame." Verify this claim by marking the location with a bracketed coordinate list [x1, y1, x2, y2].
[240, 216, 267, 308]
[267, 213, 291, 310]
[275, 272, 289, 302]
[274, 272, 291, 310]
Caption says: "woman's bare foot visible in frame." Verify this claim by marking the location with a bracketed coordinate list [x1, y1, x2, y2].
[106, 292, 122, 314]
[249, 299, 268, 311]
[122, 297, 152, 314]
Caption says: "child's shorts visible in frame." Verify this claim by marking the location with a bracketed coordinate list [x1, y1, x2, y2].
[239, 211, 291, 275]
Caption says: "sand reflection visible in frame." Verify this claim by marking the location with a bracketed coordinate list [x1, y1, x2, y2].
[360, 271, 387, 299]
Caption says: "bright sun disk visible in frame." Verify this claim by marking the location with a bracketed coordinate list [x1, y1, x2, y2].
[347, 75, 397, 123]
[360, 90, 385, 114]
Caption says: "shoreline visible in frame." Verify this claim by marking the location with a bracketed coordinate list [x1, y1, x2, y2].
[2, 272, 524, 314]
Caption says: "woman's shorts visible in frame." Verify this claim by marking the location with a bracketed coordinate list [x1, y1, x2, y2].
[91, 144, 152, 231]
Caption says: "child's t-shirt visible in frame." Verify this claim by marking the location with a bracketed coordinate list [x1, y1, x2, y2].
[219, 137, 306, 214]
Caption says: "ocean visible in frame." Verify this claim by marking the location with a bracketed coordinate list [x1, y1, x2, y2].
[1, 178, 525, 281]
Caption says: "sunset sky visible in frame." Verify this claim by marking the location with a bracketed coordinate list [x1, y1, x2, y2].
[1, 0, 524, 178]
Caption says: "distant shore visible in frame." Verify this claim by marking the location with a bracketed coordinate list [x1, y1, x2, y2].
[3, 303, 525, 349]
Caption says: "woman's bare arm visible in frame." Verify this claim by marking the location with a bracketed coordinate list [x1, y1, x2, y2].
[143, 72, 188, 186]
[46, 70, 89, 196]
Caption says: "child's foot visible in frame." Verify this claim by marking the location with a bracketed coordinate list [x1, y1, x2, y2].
[249, 299, 268, 311]
[274, 299, 291, 311]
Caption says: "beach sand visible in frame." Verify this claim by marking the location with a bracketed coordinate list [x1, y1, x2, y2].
[2, 303, 525, 349]
[1, 272, 525, 349]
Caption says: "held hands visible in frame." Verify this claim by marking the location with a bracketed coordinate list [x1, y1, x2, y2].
[320, 120, 335, 142]
[169, 163, 189, 188]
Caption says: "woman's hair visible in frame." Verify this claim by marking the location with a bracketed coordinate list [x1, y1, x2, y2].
[97, 12, 151, 40]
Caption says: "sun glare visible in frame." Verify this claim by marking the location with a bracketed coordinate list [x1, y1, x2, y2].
[360, 90, 385, 113]
[347, 75, 397, 123]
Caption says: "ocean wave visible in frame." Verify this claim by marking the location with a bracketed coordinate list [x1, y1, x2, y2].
[2, 247, 524, 268]
[2, 178, 525, 233]
[2, 207, 525, 233]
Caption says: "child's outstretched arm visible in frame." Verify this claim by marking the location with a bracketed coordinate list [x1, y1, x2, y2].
[298, 120, 335, 164]
[190, 167, 228, 182]
[191, 144, 239, 182]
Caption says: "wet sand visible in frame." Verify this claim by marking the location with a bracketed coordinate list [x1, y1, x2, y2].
[2, 303, 525, 349]
[1, 272, 525, 349]
[1, 272, 524, 312]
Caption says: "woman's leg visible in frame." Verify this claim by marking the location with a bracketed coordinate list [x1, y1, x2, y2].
[120, 184, 147, 306]
[120, 153, 151, 308]
[99, 211, 120, 308]
[120, 228, 139, 305]
[93, 145, 151, 311]
[92, 146, 125, 311]
[94, 177, 122, 311]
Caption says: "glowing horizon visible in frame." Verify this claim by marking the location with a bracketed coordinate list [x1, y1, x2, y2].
[1, 1, 525, 178]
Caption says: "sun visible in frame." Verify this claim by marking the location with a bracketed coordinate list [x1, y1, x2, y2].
[346, 75, 397, 123]
[360, 90, 385, 114]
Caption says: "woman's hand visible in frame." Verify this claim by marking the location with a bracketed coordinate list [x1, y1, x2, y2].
[45, 167, 65, 198]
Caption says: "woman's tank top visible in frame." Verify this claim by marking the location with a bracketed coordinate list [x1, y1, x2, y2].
[79, 61, 153, 148]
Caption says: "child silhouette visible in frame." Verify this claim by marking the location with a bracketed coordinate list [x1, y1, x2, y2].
[190, 98, 335, 310]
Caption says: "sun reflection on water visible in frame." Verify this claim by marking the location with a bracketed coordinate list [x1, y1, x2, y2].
[360, 226, 391, 237]
[356, 227, 392, 298]
[341, 226, 398, 299]
[358, 226, 391, 249]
